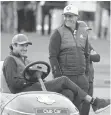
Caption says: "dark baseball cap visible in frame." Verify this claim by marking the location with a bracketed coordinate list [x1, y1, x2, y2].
[12, 34, 32, 45]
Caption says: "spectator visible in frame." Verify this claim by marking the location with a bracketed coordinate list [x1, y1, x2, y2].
[101, 8, 109, 39]
[1, 1, 14, 33]
[16, 1, 25, 33]
[40, 1, 53, 35]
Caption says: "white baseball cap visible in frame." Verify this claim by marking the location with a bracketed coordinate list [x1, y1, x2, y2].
[12, 34, 32, 45]
[63, 4, 79, 16]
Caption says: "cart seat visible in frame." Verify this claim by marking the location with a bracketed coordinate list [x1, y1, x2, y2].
[0, 61, 11, 93]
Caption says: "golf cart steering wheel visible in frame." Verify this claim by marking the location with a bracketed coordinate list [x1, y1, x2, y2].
[23, 61, 50, 82]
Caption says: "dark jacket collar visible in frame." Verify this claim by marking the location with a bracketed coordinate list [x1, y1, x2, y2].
[10, 51, 21, 57]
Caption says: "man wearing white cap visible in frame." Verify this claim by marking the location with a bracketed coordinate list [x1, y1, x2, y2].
[49, 4, 108, 115]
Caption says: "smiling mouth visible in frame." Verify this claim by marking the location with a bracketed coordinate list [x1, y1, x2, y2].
[22, 51, 27, 54]
[66, 20, 74, 24]
[65, 22, 73, 25]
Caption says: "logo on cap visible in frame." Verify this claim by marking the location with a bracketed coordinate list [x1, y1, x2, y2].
[66, 6, 71, 11]
[80, 34, 84, 39]
[64, 5, 78, 16]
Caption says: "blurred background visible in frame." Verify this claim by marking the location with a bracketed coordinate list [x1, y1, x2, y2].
[0, 1, 110, 40]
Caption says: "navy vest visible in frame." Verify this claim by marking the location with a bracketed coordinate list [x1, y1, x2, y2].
[57, 21, 88, 76]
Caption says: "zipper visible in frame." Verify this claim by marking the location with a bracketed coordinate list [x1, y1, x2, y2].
[70, 29, 78, 57]
[70, 29, 81, 73]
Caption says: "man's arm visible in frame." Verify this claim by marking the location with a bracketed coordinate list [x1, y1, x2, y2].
[49, 29, 62, 77]
[3, 57, 31, 91]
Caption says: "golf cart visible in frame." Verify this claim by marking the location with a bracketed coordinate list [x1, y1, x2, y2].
[0, 60, 79, 115]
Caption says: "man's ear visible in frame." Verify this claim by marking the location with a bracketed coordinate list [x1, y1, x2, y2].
[12, 44, 15, 48]
[12, 43, 17, 47]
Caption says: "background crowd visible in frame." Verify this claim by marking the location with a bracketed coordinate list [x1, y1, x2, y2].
[1, 1, 110, 40]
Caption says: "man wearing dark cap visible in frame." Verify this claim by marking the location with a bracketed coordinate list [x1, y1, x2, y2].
[3, 34, 110, 114]
[49, 4, 106, 115]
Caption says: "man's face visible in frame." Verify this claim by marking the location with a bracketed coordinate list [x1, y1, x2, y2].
[64, 14, 78, 28]
[13, 43, 29, 57]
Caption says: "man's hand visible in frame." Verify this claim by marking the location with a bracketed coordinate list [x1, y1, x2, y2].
[90, 50, 100, 62]
[90, 50, 97, 55]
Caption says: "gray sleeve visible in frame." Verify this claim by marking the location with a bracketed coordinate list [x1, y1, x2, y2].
[49, 29, 62, 77]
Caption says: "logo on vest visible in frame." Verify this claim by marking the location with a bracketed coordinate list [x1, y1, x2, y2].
[80, 34, 84, 39]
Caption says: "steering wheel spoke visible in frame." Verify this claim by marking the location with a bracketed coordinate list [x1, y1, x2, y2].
[22, 61, 51, 83]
